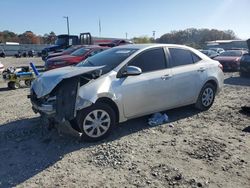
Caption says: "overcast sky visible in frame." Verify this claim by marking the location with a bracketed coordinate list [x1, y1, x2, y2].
[0, 0, 249, 39]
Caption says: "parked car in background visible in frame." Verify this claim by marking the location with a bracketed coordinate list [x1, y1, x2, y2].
[103, 39, 133, 47]
[200, 50, 219, 59]
[14, 50, 22, 58]
[41, 34, 80, 60]
[45, 46, 109, 70]
[240, 53, 250, 77]
[45, 45, 84, 60]
[30, 44, 224, 141]
[0, 49, 5, 58]
[209, 48, 225, 54]
[213, 50, 248, 71]
[28, 50, 35, 57]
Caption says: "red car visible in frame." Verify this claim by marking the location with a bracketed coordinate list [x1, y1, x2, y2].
[45, 46, 109, 70]
[214, 50, 248, 71]
[45, 45, 84, 60]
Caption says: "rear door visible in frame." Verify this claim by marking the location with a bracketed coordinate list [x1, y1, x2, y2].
[120, 47, 175, 118]
[168, 47, 206, 106]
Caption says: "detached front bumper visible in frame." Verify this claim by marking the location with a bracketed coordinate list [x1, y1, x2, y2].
[28, 92, 56, 116]
[31, 102, 55, 115]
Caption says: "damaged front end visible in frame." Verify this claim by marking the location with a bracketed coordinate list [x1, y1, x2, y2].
[29, 66, 103, 127]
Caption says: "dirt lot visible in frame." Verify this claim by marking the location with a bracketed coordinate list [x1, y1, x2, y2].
[0, 57, 249, 188]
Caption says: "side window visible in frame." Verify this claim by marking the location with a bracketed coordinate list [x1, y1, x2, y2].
[191, 53, 201, 63]
[169, 48, 194, 67]
[129, 48, 166, 72]
[90, 49, 102, 56]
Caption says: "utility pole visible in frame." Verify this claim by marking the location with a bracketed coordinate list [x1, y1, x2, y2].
[63, 16, 70, 35]
[99, 17, 102, 37]
[152, 31, 156, 40]
[125, 32, 128, 39]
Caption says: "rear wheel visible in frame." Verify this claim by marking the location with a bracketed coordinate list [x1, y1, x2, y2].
[25, 80, 32, 86]
[76, 102, 116, 142]
[195, 83, 216, 110]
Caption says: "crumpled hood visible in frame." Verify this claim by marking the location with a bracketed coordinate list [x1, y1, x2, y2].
[32, 66, 103, 98]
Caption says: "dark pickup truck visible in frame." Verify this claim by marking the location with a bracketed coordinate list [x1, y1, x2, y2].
[41, 33, 92, 60]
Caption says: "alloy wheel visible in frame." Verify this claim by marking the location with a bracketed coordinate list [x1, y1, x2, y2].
[83, 109, 111, 138]
[201, 88, 214, 107]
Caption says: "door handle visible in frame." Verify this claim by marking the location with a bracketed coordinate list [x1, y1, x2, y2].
[197, 67, 206, 72]
[161, 74, 172, 80]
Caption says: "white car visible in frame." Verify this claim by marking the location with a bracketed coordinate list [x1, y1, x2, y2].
[30, 44, 224, 141]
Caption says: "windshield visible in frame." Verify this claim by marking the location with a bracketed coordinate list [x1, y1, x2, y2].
[76, 48, 138, 74]
[220, 50, 242, 57]
[71, 47, 90, 56]
[55, 37, 68, 46]
[63, 46, 79, 53]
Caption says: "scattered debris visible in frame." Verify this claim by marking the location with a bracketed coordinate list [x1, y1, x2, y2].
[150, 164, 208, 187]
[89, 142, 129, 168]
[187, 138, 227, 162]
[148, 112, 169, 126]
[169, 123, 174, 128]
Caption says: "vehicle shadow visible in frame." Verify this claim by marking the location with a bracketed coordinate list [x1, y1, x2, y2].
[0, 87, 10, 92]
[0, 105, 199, 187]
[224, 76, 250, 87]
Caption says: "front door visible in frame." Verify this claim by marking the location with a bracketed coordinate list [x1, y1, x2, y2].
[120, 47, 174, 118]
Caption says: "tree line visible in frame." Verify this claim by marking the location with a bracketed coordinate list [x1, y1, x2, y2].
[133, 28, 237, 48]
[0, 30, 57, 44]
[1, 28, 238, 48]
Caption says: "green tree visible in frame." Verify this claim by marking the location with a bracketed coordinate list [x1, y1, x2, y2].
[156, 28, 237, 48]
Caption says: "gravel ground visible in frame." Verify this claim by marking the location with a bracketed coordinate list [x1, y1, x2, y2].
[0, 57, 249, 188]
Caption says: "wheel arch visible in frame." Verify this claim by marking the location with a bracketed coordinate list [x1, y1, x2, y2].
[95, 97, 120, 123]
[205, 79, 218, 93]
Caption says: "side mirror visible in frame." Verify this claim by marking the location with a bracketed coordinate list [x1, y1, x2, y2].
[122, 66, 142, 77]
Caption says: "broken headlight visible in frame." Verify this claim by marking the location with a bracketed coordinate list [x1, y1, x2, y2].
[75, 96, 92, 110]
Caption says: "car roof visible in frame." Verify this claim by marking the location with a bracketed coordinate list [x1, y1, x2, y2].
[77, 45, 109, 49]
[114, 43, 194, 50]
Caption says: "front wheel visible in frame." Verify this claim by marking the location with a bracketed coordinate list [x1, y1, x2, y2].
[8, 81, 20, 89]
[76, 102, 116, 142]
[195, 83, 216, 111]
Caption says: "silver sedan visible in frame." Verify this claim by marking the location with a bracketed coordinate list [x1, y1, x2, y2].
[30, 44, 224, 141]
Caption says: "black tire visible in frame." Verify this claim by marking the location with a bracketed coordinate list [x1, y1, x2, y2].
[195, 83, 216, 111]
[69, 119, 81, 132]
[25, 80, 31, 86]
[76, 102, 116, 142]
[7, 81, 20, 89]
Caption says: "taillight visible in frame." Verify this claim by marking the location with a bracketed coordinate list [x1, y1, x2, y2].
[218, 63, 223, 70]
